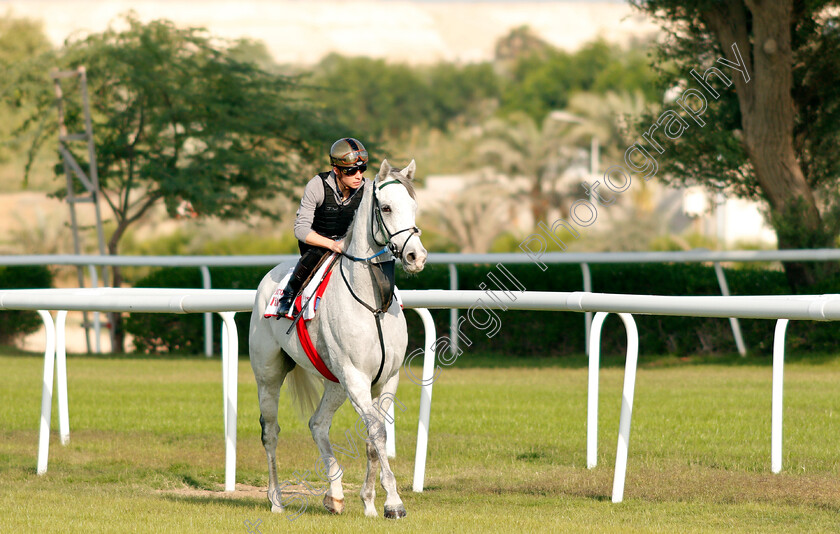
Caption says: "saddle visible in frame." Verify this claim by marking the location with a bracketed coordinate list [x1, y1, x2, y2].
[263, 256, 402, 384]
[263, 255, 336, 320]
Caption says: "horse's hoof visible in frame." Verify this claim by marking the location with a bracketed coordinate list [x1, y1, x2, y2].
[269, 491, 284, 513]
[384, 504, 407, 519]
[323, 495, 345, 515]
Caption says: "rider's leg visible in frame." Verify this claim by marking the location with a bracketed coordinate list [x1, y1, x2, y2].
[277, 247, 330, 316]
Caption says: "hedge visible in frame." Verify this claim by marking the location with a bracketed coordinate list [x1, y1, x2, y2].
[125, 260, 840, 357]
[0, 265, 54, 344]
[125, 266, 267, 354]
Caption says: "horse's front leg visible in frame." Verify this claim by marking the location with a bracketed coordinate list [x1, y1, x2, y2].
[361, 409, 381, 517]
[309, 381, 347, 514]
[345, 372, 406, 519]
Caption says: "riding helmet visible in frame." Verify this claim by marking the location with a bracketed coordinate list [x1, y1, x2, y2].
[329, 138, 368, 168]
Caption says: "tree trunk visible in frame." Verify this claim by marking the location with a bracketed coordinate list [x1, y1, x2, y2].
[530, 182, 548, 225]
[707, 0, 833, 290]
[109, 265, 126, 353]
[108, 226, 126, 353]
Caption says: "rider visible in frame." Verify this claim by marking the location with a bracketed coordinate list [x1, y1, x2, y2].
[276, 137, 368, 316]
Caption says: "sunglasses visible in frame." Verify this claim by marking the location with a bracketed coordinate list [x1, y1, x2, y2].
[338, 165, 366, 176]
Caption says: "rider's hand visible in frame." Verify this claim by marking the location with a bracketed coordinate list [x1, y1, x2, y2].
[332, 240, 344, 253]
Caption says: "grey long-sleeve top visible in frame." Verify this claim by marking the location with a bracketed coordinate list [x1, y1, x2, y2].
[293, 171, 365, 242]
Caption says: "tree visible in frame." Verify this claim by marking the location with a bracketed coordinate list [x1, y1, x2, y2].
[421, 176, 515, 253]
[0, 14, 53, 163]
[308, 54, 500, 142]
[7, 15, 335, 350]
[499, 35, 659, 123]
[630, 0, 840, 290]
[474, 111, 574, 224]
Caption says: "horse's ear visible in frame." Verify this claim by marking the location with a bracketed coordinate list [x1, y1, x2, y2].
[378, 159, 392, 181]
[401, 159, 416, 181]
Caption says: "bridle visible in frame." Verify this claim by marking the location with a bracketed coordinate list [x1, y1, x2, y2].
[371, 178, 421, 260]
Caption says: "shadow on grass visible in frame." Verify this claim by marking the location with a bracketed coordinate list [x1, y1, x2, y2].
[158, 493, 265, 510]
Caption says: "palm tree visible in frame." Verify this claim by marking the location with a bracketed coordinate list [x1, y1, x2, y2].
[420, 175, 515, 253]
[563, 90, 649, 163]
[473, 111, 574, 224]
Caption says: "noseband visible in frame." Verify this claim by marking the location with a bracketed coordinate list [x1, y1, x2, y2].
[372, 179, 420, 260]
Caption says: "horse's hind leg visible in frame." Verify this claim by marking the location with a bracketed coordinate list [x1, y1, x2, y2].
[251, 348, 295, 512]
[308, 381, 348, 514]
[344, 372, 406, 519]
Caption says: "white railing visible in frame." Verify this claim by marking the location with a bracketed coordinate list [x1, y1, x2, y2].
[0, 287, 434, 493]
[4, 248, 840, 356]
[2, 287, 837, 502]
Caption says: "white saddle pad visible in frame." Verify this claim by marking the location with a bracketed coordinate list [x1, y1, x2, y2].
[263, 255, 403, 319]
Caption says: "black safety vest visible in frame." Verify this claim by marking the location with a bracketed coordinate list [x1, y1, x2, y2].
[310, 171, 364, 241]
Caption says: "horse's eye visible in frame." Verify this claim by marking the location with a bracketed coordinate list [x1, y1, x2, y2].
[382, 205, 391, 213]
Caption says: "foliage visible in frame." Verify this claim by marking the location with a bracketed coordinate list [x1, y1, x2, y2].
[0, 14, 53, 164]
[419, 176, 517, 253]
[125, 265, 267, 353]
[3, 14, 343, 350]
[499, 37, 659, 123]
[473, 111, 573, 224]
[0, 265, 53, 344]
[306, 32, 658, 155]
[308, 54, 501, 141]
[629, 0, 840, 289]
[6, 14, 336, 258]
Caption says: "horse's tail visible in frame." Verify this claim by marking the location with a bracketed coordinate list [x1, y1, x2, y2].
[285, 364, 323, 420]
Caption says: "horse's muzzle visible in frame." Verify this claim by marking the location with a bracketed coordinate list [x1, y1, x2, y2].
[402, 240, 427, 273]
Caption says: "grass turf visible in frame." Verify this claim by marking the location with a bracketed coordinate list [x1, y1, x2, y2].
[1, 349, 839, 533]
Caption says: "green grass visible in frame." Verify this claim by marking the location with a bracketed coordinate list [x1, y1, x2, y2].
[2, 350, 840, 532]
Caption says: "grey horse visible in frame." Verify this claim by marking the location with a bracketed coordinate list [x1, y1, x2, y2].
[248, 159, 427, 519]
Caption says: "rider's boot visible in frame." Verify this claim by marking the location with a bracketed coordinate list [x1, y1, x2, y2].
[276, 248, 329, 318]
[276, 278, 298, 317]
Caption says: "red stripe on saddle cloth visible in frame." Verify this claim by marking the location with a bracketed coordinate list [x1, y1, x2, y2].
[294, 271, 339, 383]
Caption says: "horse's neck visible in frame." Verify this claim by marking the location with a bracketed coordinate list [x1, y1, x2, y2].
[344, 181, 379, 260]
[337, 181, 382, 304]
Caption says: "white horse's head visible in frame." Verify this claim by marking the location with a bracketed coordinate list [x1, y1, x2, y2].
[374, 159, 427, 273]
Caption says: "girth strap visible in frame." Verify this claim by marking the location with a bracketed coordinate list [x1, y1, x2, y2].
[372, 313, 386, 385]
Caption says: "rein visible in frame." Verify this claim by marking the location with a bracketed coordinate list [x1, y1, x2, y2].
[340, 247, 389, 263]
[339, 256, 393, 385]
[336, 176, 411, 386]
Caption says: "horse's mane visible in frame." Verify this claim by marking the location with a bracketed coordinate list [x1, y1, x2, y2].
[379, 166, 416, 200]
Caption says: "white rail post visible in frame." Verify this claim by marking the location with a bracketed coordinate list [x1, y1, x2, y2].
[221, 320, 228, 431]
[587, 311, 609, 469]
[772, 319, 789, 474]
[201, 266, 213, 357]
[612, 312, 639, 503]
[412, 308, 437, 493]
[218, 311, 238, 492]
[55, 310, 70, 445]
[581, 263, 592, 355]
[448, 264, 458, 356]
[713, 262, 747, 356]
[87, 264, 101, 353]
[36, 310, 56, 475]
